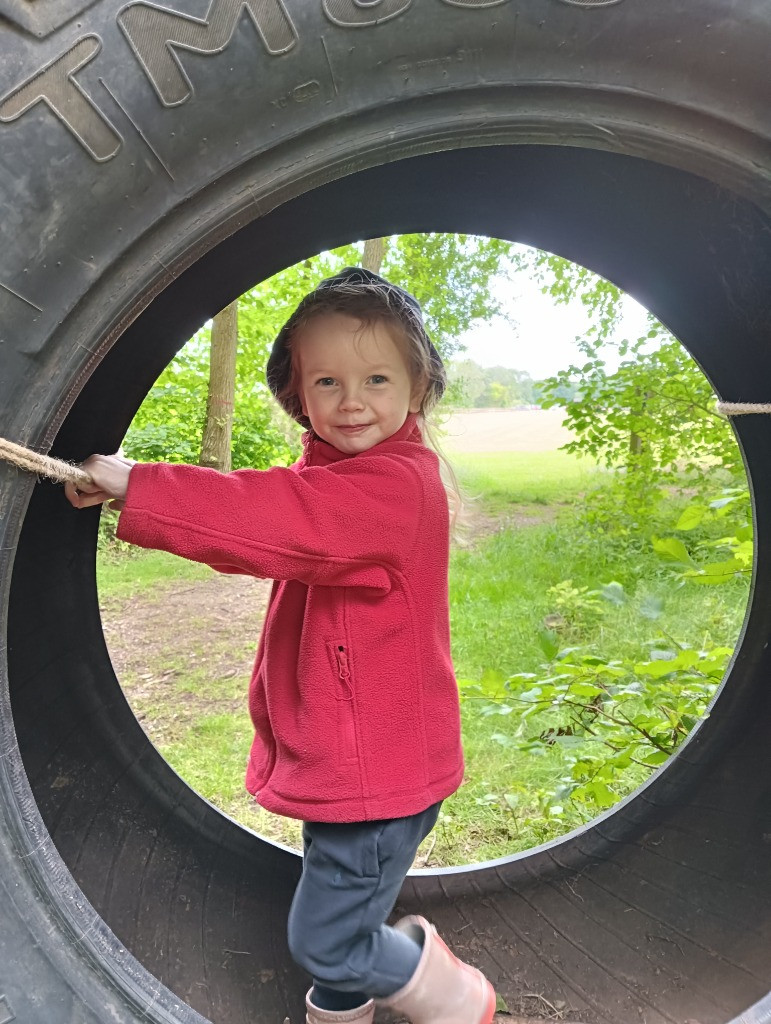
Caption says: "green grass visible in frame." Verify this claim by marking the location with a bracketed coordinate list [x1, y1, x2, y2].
[451, 450, 603, 508]
[435, 453, 750, 861]
[97, 547, 211, 601]
[449, 516, 748, 682]
[161, 713, 306, 849]
[442, 517, 748, 862]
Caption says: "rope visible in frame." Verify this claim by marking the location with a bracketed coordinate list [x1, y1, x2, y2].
[0, 437, 93, 487]
[0, 398, 768, 485]
[717, 402, 771, 416]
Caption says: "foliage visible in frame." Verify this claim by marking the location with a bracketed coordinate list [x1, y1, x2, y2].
[106, 241, 754, 857]
[543, 332, 735, 473]
[518, 247, 739, 523]
[456, 475, 751, 827]
[379, 233, 516, 356]
[460, 576, 730, 821]
[97, 506, 132, 556]
[512, 639, 726, 815]
[447, 359, 539, 408]
[544, 579, 606, 632]
[123, 234, 517, 469]
[652, 485, 753, 585]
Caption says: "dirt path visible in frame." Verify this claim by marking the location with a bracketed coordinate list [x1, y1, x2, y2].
[101, 573, 273, 743]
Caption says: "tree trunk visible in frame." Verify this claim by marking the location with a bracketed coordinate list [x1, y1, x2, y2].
[361, 237, 386, 273]
[629, 389, 653, 461]
[200, 300, 238, 473]
[629, 430, 644, 457]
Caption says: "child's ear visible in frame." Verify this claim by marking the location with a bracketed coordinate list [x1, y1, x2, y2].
[409, 381, 427, 414]
[298, 387, 308, 417]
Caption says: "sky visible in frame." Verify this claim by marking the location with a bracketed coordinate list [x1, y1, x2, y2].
[456, 269, 651, 380]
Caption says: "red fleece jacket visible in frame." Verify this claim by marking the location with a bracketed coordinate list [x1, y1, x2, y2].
[117, 415, 464, 822]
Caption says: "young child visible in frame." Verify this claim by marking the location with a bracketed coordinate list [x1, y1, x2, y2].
[65, 267, 496, 1024]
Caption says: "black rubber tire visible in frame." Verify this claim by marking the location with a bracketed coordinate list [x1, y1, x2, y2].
[2, 3, 771, 1023]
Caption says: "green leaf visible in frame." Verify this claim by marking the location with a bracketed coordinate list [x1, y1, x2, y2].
[569, 682, 605, 699]
[635, 659, 679, 678]
[478, 703, 514, 717]
[519, 689, 546, 705]
[491, 732, 515, 747]
[577, 780, 617, 809]
[641, 751, 669, 767]
[671, 648, 701, 670]
[475, 668, 508, 698]
[676, 505, 706, 531]
[652, 536, 694, 565]
[537, 628, 560, 661]
[710, 496, 738, 509]
[650, 648, 676, 661]
[684, 559, 745, 584]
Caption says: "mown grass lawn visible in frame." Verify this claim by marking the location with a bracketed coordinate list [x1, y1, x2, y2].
[97, 450, 751, 866]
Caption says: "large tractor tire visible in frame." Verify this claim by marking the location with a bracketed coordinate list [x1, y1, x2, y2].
[1, 2, 770, 1022]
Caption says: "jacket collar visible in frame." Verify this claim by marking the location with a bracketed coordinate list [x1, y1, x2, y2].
[301, 414, 422, 468]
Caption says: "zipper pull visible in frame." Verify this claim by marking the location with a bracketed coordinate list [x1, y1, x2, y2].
[336, 645, 352, 696]
[337, 645, 349, 675]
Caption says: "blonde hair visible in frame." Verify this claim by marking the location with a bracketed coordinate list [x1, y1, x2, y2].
[276, 290, 463, 527]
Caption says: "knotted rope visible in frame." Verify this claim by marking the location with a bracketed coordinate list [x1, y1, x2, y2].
[0, 437, 93, 487]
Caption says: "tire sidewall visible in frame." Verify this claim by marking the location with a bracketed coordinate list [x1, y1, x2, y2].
[1, 1, 769, 1021]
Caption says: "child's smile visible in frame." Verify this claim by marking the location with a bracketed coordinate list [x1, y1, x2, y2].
[296, 313, 422, 455]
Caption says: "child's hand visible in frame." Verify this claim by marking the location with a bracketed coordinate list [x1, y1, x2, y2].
[64, 454, 135, 510]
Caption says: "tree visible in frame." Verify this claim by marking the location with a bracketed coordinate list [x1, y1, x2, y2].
[361, 237, 386, 273]
[447, 359, 486, 407]
[518, 248, 738, 520]
[199, 300, 238, 473]
[484, 380, 512, 408]
[446, 360, 538, 408]
[380, 233, 514, 360]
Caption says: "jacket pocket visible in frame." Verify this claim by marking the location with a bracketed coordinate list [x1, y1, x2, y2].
[330, 642, 359, 765]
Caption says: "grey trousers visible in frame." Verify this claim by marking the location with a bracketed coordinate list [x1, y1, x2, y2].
[287, 802, 441, 1000]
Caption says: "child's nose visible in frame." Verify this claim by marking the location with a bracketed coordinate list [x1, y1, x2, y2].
[339, 387, 364, 410]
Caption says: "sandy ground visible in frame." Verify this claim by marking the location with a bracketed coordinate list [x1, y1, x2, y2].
[442, 407, 571, 454]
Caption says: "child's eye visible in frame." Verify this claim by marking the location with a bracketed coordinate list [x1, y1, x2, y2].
[316, 377, 336, 387]
[369, 374, 388, 385]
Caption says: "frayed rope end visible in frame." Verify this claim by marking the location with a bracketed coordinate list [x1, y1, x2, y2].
[0, 437, 93, 488]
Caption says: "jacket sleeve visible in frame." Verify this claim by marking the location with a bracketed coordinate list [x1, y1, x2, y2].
[115, 455, 428, 591]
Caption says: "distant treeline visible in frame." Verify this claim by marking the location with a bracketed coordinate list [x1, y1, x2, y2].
[447, 359, 579, 409]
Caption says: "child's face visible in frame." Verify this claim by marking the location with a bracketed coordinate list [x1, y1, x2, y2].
[295, 313, 422, 455]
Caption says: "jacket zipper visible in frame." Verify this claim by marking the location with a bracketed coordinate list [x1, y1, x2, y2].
[335, 645, 358, 762]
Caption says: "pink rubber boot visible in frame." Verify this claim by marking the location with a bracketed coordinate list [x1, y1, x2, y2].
[304, 990, 374, 1024]
[378, 916, 496, 1024]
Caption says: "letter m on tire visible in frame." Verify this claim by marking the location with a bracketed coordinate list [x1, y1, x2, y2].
[118, 0, 297, 107]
